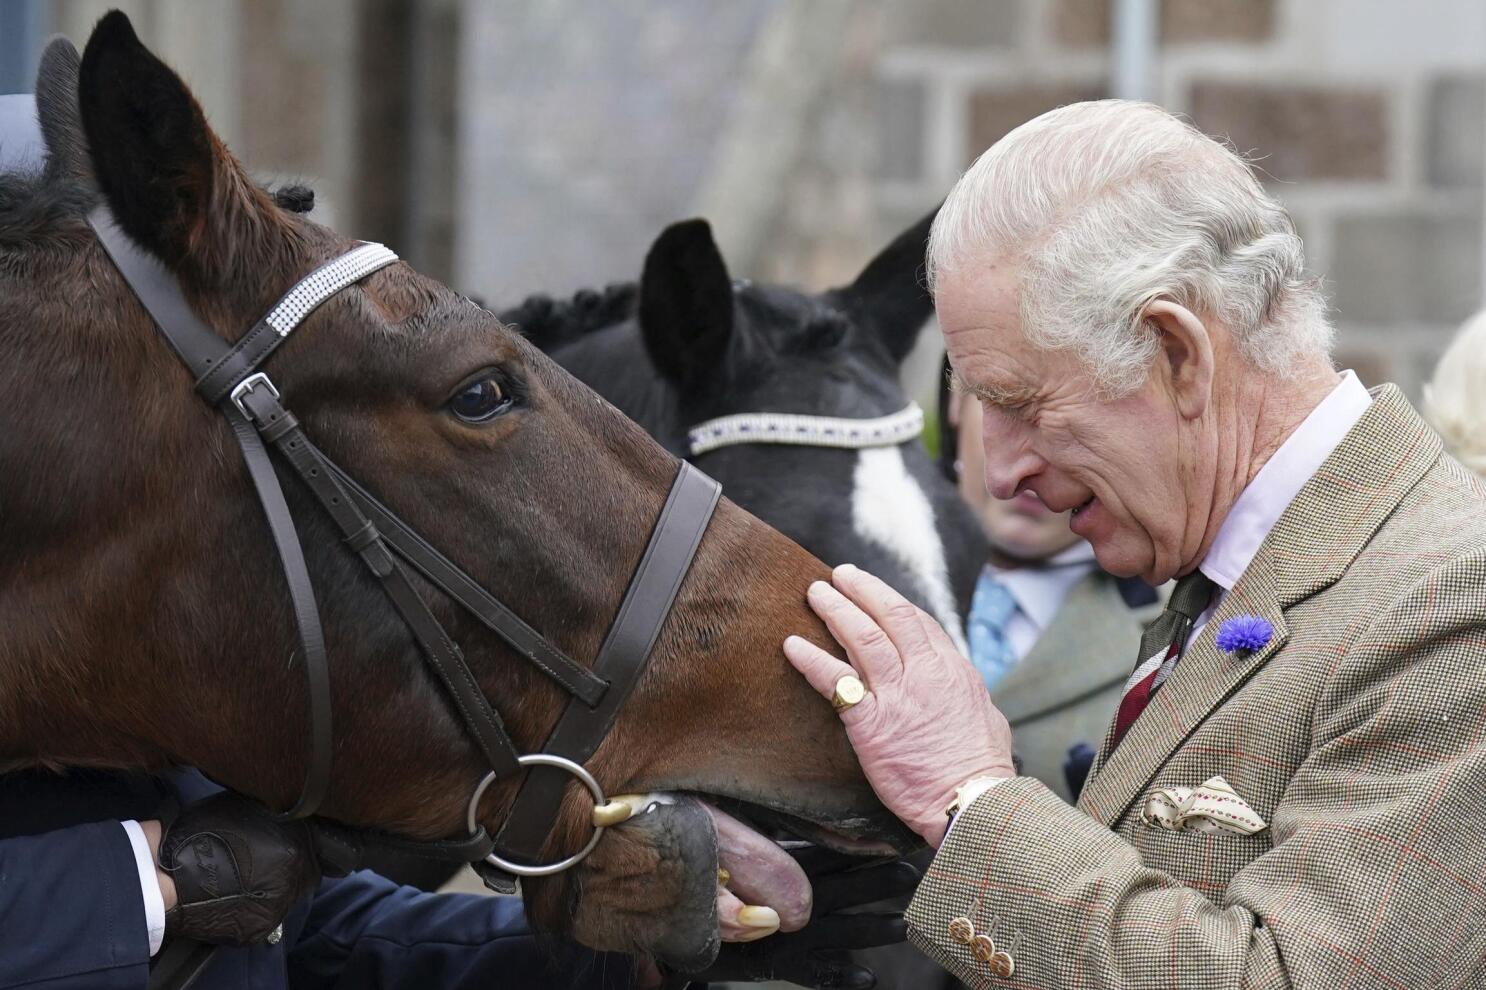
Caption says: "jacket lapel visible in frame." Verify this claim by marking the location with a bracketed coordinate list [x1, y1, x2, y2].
[1077, 555, 1287, 825]
[1076, 386, 1441, 827]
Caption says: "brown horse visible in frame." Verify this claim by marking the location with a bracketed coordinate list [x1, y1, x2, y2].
[0, 14, 911, 968]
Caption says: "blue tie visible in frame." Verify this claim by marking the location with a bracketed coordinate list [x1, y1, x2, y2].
[968, 570, 1019, 691]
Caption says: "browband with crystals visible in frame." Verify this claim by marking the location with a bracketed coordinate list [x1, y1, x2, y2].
[264, 243, 399, 335]
[687, 402, 924, 456]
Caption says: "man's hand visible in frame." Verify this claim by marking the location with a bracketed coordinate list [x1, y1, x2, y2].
[784, 564, 1016, 847]
[157, 792, 321, 946]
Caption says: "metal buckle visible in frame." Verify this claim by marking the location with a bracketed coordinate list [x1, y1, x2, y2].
[465, 755, 608, 878]
[230, 372, 280, 419]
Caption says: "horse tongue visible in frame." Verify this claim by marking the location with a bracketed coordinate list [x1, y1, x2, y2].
[701, 801, 812, 933]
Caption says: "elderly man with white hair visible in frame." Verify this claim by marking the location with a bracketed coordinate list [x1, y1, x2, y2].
[785, 100, 1486, 988]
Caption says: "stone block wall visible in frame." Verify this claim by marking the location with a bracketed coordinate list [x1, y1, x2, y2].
[748, 0, 1486, 401]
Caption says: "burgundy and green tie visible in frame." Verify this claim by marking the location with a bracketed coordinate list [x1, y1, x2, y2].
[1110, 569, 1217, 749]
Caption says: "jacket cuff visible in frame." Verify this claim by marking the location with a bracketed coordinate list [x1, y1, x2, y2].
[906, 776, 1133, 986]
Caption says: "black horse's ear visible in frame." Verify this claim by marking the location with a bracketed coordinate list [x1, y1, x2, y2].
[78, 12, 269, 283]
[639, 219, 733, 388]
[839, 207, 940, 364]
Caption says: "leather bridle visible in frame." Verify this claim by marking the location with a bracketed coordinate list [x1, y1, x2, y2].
[86, 207, 721, 889]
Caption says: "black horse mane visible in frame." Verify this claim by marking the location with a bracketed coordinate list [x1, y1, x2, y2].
[499, 282, 639, 350]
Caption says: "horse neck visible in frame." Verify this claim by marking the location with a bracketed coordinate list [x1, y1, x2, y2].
[0, 246, 322, 802]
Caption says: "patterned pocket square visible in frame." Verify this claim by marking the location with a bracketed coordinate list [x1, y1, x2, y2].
[1141, 775, 1267, 835]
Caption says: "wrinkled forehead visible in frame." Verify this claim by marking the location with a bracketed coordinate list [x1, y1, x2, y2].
[936, 263, 1029, 372]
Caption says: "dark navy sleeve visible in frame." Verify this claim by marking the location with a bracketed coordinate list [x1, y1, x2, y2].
[0, 821, 151, 989]
[286, 870, 636, 990]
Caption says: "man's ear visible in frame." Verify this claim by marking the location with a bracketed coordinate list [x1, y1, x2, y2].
[639, 219, 733, 388]
[78, 11, 276, 287]
[1145, 299, 1213, 420]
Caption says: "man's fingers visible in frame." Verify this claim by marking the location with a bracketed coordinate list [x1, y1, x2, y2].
[783, 635, 857, 699]
[783, 636, 879, 728]
[806, 580, 903, 681]
[833, 564, 936, 661]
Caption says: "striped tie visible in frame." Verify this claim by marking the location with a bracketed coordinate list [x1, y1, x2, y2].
[1110, 570, 1217, 750]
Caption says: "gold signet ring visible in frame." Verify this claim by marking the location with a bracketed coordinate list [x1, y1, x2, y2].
[831, 674, 867, 712]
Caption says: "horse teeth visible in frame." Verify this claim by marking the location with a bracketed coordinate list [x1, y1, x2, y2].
[592, 799, 638, 827]
[592, 793, 666, 827]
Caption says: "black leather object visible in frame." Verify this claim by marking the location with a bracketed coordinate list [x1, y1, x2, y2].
[159, 792, 321, 946]
[89, 206, 339, 820]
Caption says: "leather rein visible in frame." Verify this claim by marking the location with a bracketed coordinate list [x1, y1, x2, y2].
[86, 206, 722, 891]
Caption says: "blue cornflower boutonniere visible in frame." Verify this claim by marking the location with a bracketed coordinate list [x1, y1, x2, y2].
[1216, 615, 1273, 655]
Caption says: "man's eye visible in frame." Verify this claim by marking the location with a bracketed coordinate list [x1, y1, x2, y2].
[992, 400, 1032, 421]
[448, 378, 512, 423]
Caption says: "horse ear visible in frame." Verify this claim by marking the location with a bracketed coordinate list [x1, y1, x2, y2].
[35, 38, 92, 186]
[78, 12, 269, 283]
[838, 207, 940, 364]
[639, 219, 733, 387]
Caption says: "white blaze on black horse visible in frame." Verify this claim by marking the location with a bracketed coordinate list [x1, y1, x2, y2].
[0, 13, 915, 969]
[505, 216, 988, 655]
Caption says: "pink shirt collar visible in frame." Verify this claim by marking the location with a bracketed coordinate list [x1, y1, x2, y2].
[1199, 371, 1372, 590]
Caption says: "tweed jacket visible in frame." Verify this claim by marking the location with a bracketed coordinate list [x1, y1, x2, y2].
[906, 386, 1486, 989]
[994, 570, 1164, 802]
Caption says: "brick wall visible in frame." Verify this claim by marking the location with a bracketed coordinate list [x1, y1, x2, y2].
[745, 0, 1486, 402]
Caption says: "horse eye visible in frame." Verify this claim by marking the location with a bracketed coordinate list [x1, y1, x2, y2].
[448, 377, 511, 423]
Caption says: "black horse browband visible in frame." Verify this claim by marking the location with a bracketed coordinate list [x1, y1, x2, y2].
[87, 206, 721, 890]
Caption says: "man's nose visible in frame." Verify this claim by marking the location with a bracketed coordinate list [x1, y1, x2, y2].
[981, 416, 1041, 500]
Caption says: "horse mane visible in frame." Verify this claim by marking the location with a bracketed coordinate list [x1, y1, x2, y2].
[1, 172, 313, 258]
[0, 169, 93, 253]
[499, 281, 638, 352]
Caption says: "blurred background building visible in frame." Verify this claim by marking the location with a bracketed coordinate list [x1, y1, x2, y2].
[5, 0, 1485, 404]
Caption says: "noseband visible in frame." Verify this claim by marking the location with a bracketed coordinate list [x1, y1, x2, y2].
[87, 207, 720, 888]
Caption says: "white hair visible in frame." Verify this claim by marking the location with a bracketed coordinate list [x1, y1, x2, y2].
[928, 100, 1334, 395]
[1424, 310, 1486, 477]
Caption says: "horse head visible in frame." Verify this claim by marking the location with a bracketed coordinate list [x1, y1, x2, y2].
[0, 13, 914, 968]
[516, 216, 989, 651]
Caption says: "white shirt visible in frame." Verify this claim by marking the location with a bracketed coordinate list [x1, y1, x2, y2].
[121, 820, 167, 956]
[1191, 370, 1373, 642]
[990, 541, 1099, 661]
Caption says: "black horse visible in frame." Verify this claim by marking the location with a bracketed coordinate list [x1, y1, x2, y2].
[503, 213, 987, 648]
